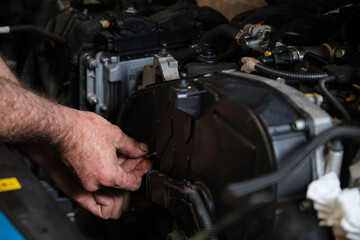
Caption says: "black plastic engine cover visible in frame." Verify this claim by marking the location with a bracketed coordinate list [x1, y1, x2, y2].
[120, 73, 320, 238]
[98, 2, 201, 54]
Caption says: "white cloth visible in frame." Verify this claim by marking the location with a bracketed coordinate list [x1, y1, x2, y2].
[306, 172, 360, 240]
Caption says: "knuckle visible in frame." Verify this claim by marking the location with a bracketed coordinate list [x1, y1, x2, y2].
[99, 173, 114, 187]
[82, 181, 98, 192]
[130, 179, 141, 191]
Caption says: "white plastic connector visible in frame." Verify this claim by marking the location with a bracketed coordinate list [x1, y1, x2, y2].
[240, 57, 259, 73]
[0, 26, 10, 34]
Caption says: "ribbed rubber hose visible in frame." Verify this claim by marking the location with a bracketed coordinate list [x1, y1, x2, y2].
[10, 25, 66, 43]
[226, 126, 360, 198]
[187, 189, 217, 240]
[254, 63, 328, 81]
[319, 76, 352, 125]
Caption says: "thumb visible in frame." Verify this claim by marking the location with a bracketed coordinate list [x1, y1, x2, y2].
[113, 128, 148, 158]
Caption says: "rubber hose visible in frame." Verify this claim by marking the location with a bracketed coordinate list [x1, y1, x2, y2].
[319, 76, 352, 125]
[198, 24, 239, 50]
[267, 16, 342, 52]
[254, 63, 328, 81]
[226, 126, 360, 197]
[230, 8, 256, 26]
[187, 189, 217, 240]
[10, 25, 66, 43]
[266, 18, 316, 52]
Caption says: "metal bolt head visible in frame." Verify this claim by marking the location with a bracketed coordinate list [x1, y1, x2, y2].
[292, 119, 306, 131]
[334, 48, 346, 58]
[100, 105, 108, 112]
[86, 58, 98, 70]
[125, 6, 137, 14]
[109, 56, 119, 63]
[159, 42, 168, 57]
[100, 56, 109, 64]
[87, 93, 98, 105]
[180, 71, 187, 79]
[275, 77, 286, 84]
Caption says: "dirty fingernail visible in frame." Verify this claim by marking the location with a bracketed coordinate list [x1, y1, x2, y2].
[139, 143, 148, 152]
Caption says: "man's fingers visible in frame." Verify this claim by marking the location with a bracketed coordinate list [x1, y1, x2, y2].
[114, 160, 152, 191]
[133, 159, 153, 174]
[120, 157, 144, 172]
[93, 191, 114, 219]
[113, 128, 148, 158]
[102, 189, 124, 219]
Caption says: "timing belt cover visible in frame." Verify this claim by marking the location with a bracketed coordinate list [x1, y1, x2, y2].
[120, 72, 330, 238]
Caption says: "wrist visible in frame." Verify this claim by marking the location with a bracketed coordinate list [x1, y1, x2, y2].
[46, 105, 80, 148]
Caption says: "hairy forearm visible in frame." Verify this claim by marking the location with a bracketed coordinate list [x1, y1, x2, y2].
[0, 75, 75, 144]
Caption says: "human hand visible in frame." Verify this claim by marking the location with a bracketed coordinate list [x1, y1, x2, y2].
[57, 110, 151, 192]
[20, 143, 143, 219]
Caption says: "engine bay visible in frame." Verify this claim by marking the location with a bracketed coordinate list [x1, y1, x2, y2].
[1, 0, 360, 239]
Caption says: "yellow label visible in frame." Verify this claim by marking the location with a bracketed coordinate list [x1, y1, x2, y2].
[0, 178, 22, 192]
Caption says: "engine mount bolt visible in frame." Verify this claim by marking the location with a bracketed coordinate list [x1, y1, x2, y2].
[292, 119, 306, 131]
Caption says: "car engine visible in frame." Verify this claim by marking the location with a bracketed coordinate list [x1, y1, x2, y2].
[1, 0, 360, 239]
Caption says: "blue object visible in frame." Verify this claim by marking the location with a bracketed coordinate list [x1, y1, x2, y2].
[0, 211, 25, 240]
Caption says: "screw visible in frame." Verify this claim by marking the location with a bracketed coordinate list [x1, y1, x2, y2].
[159, 42, 168, 57]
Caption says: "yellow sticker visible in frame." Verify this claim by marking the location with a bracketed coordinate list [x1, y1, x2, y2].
[264, 51, 272, 57]
[346, 94, 356, 102]
[0, 178, 22, 192]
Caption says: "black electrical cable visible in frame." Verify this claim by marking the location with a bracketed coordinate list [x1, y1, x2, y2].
[189, 198, 272, 240]
[226, 126, 360, 198]
[319, 76, 352, 125]
[254, 63, 328, 81]
[187, 189, 217, 240]
[9, 25, 66, 43]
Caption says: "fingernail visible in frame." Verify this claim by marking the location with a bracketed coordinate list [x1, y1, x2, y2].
[139, 143, 148, 152]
